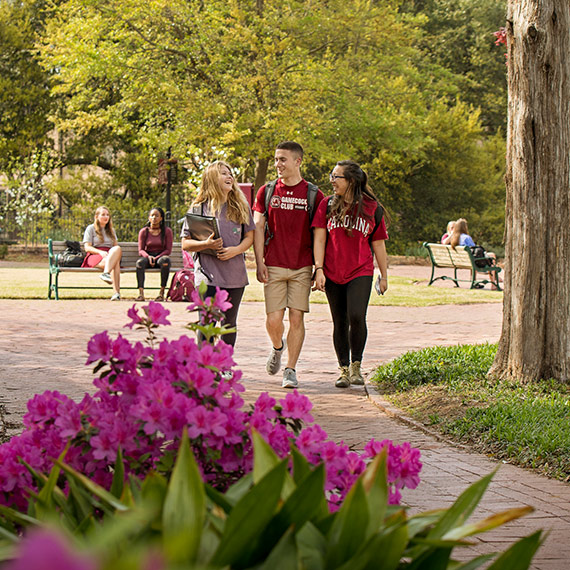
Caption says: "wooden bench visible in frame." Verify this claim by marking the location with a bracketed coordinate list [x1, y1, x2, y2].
[48, 239, 186, 300]
[422, 242, 502, 290]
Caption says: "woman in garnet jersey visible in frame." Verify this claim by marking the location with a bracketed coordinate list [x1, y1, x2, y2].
[135, 207, 173, 302]
[312, 160, 389, 388]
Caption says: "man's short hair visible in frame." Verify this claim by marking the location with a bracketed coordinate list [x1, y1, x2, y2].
[276, 141, 304, 158]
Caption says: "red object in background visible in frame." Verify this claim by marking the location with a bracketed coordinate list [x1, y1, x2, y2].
[238, 183, 254, 206]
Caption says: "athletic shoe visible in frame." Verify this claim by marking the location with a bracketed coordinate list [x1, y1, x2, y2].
[110, 293, 121, 301]
[266, 338, 286, 375]
[335, 366, 350, 388]
[349, 361, 364, 385]
[282, 367, 298, 389]
[100, 272, 112, 285]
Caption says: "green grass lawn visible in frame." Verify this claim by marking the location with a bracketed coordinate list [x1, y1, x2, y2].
[371, 343, 570, 481]
[0, 267, 502, 306]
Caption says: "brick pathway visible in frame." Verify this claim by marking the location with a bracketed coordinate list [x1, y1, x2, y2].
[1, 278, 568, 568]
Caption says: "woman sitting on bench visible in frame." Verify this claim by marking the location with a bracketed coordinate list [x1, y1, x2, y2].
[81, 206, 122, 301]
[450, 218, 498, 289]
[136, 207, 173, 302]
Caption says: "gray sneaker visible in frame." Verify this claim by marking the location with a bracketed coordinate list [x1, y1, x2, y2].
[100, 272, 112, 285]
[282, 367, 298, 389]
[266, 339, 286, 375]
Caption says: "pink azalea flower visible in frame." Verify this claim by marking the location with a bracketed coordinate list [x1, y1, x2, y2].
[279, 390, 314, 422]
[124, 304, 143, 329]
[5, 528, 97, 570]
[144, 302, 171, 326]
[85, 331, 112, 364]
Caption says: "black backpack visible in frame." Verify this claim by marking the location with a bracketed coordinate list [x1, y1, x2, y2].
[263, 179, 319, 245]
[57, 240, 85, 267]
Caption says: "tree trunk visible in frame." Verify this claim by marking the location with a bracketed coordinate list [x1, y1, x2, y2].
[490, 1, 570, 381]
[254, 157, 270, 191]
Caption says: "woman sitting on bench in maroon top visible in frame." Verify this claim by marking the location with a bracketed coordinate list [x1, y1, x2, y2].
[136, 207, 173, 302]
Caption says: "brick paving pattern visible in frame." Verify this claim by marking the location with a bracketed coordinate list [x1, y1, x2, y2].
[1, 269, 568, 568]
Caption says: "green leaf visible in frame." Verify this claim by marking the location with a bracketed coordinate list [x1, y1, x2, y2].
[291, 445, 312, 485]
[162, 430, 206, 565]
[211, 459, 288, 567]
[427, 471, 496, 539]
[297, 522, 327, 570]
[0, 505, 40, 528]
[252, 429, 295, 499]
[443, 507, 534, 541]
[325, 480, 369, 567]
[55, 460, 129, 513]
[256, 527, 298, 570]
[109, 447, 125, 499]
[253, 463, 327, 564]
[35, 447, 69, 520]
[361, 450, 388, 535]
[486, 531, 543, 570]
[224, 473, 253, 506]
[454, 554, 497, 570]
[336, 521, 409, 570]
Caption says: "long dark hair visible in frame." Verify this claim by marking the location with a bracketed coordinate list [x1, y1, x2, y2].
[145, 207, 167, 246]
[327, 160, 390, 234]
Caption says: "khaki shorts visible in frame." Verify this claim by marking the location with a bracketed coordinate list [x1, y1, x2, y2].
[264, 266, 312, 314]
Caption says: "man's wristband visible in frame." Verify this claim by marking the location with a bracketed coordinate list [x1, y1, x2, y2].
[315, 267, 324, 271]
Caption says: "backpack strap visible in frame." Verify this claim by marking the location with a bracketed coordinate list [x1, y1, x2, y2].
[263, 180, 278, 246]
[306, 182, 319, 222]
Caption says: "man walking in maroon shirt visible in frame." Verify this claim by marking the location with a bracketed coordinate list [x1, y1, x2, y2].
[253, 141, 324, 388]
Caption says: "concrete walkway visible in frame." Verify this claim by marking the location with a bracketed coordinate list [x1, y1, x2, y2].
[0, 277, 568, 568]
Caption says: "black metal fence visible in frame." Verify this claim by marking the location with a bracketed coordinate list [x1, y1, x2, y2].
[0, 210, 188, 248]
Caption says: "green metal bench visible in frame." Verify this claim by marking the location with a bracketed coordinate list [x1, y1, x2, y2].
[48, 239, 186, 300]
[422, 242, 502, 290]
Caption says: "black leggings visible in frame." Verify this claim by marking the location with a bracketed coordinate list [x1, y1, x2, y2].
[199, 286, 245, 347]
[136, 255, 171, 288]
[325, 275, 373, 367]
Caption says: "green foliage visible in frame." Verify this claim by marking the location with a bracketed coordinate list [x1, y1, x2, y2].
[401, 0, 508, 133]
[0, 0, 53, 166]
[372, 343, 570, 480]
[372, 342, 497, 390]
[0, 430, 542, 569]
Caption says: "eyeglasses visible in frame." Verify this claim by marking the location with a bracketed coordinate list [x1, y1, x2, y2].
[329, 174, 346, 181]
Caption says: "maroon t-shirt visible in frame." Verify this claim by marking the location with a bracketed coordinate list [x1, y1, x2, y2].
[312, 195, 388, 284]
[138, 227, 173, 259]
[254, 179, 324, 269]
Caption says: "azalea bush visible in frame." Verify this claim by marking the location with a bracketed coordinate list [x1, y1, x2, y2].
[0, 433, 542, 570]
[0, 286, 421, 513]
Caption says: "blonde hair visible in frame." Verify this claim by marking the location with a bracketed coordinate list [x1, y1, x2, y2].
[93, 206, 117, 245]
[450, 218, 469, 248]
[192, 161, 250, 224]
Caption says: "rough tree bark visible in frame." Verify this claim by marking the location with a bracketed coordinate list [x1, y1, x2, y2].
[490, 1, 570, 381]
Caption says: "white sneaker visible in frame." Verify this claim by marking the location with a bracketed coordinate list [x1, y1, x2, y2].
[266, 339, 286, 375]
[100, 272, 112, 285]
[110, 293, 121, 301]
[282, 367, 298, 389]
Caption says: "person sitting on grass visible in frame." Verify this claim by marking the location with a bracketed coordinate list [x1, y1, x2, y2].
[82, 206, 122, 301]
[136, 207, 173, 302]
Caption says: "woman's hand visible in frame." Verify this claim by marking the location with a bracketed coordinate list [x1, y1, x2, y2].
[217, 246, 239, 261]
[314, 268, 326, 292]
[204, 232, 223, 252]
[378, 277, 388, 295]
